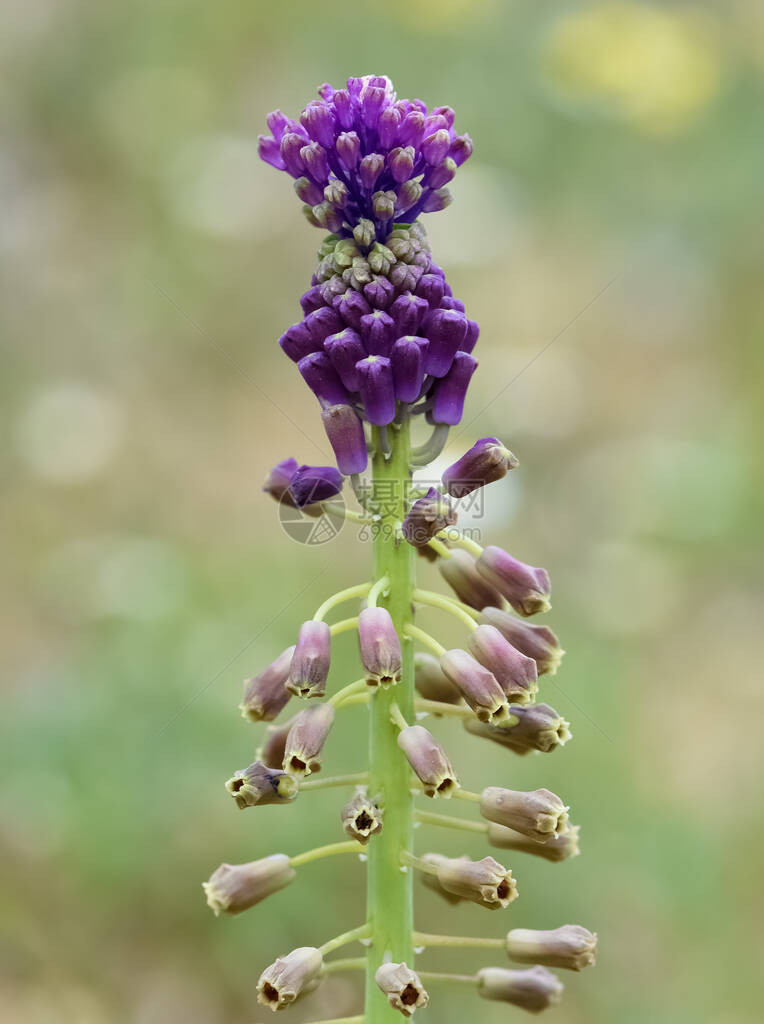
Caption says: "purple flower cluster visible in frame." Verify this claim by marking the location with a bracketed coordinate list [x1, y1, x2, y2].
[258, 75, 472, 239]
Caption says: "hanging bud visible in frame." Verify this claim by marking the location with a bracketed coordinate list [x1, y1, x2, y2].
[283, 703, 335, 777]
[341, 788, 384, 844]
[506, 925, 597, 971]
[423, 308, 468, 377]
[335, 288, 372, 329]
[298, 351, 349, 407]
[225, 761, 298, 809]
[359, 309, 395, 357]
[479, 607, 564, 676]
[439, 649, 510, 724]
[257, 947, 324, 1012]
[263, 458, 299, 505]
[289, 465, 344, 508]
[321, 403, 368, 475]
[401, 488, 457, 548]
[467, 625, 538, 705]
[240, 646, 295, 722]
[438, 549, 505, 611]
[428, 852, 518, 909]
[487, 822, 580, 862]
[397, 724, 459, 797]
[431, 352, 477, 425]
[477, 966, 563, 1012]
[419, 852, 465, 905]
[465, 703, 571, 755]
[324, 328, 367, 391]
[442, 437, 519, 499]
[391, 336, 428, 402]
[476, 547, 552, 617]
[390, 291, 429, 336]
[375, 962, 429, 1017]
[480, 786, 569, 843]
[259, 717, 296, 769]
[414, 651, 462, 704]
[288, 620, 331, 698]
[356, 355, 396, 426]
[358, 606, 402, 686]
[203, 854, 295, 916]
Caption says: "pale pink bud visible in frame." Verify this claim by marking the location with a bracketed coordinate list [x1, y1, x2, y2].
[259, 717, 296, 769]
[257, 947, 323, 1011]
[239, 646, 295, 722]
[439, 648, 510, 724]
[203, 854, 295, 915]
[467, 624, 538, 704]
[480, 786, 569, 843]
[438, 548, 504, 611]
[225, 761, 298, 809]
[506, 925, 597, 971]
[375, 961, 429, 1017]
[288, 620, 331, 698]
[426, 852, 518, 909]
[283, 703, 334, 777]
[414, 652, 462, 704]
[358, 606, 402, 687]
[477, 965, 563, 1012]
[397, 724, 459, 797]
[464, 703, 571, 755]
[479, 606, 564, 675]
[487, 822, 580, 862]
[476, 546, 551, 617]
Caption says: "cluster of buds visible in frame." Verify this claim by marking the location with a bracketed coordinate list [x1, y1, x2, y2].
[200, 74, 597, 1023]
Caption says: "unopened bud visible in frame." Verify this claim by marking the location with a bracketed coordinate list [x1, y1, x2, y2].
[288, 620, 331, 698]
[480, 786, 569, 843]
[358, 606, 402, 686]
[257, 947, 323, 1012]
[259, 717, 296, 769]
[477, 965, 563, 1012]
[414, 651, 462, 704]
[283, 703, 334, 777]
[465, 703, 571, 755]
[438, 549, 505, 611]
[401, 487, 457, 548]
[372, 189, 397, 220]
[353, 217, 376, 248]
[419, 853, 465, 905]
[397, 724, 459, 797]
[440, 649, 510, 724]
[476, 547, 551, 617]
[263, 458, 299, 504]
[203, 854, 295, 916]
[426, 852, 518, 909]
[225, 761, 298, 809]
[506, 925, 597, 971]
[321, 403, 368, 475]
[487, 822, 580, 862]
[467, 625, 538, 705]
[442, 437, 519, 499]
[375, 961, 429, 1017]
[479, 606, 564, 676]
[341, 788, 383, 844]
[240, 646, 295, 722]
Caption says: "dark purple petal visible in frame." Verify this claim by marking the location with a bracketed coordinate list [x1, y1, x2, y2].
[321, 404, 368, 474]
[356, 356, 396, 425]
[431, 352, 477, 424]
[257, 135, 286, 170]
[334, 289, 372, 330]
[263, 458, 299, 502]
[391, 336, 428, 403]
[390, 292, 429, 336]
[289, 464, 344, 507]
[364, 275, 395, 310]
[298, 352, 350, 406]
[336, 131, 361, 169]
[416, 274, 446, 310]
[279, 321, 320, 362]
[423, 309, 469, 377]
[324, 329, 366, 391]
[359, 310, 395, 357]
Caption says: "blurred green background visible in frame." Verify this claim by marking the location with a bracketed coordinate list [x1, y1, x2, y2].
[2, 1, 763, 1021]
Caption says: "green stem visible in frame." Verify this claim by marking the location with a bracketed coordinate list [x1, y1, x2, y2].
[426, 537, 452, 559]
[290, 841, 364, 868]
[330, 616, 360, 637]
[413, 588, 479, 630]
[412, 931, 504, 950]
[404, 623, 446, 657]
[414, 698, 472, 720]
[302, 1018, 365, 1024]
[323, 957, 366, 974]
[435, 529, 484, 559]
[367, 574, 390, 608]
[414, 809, 488, 835]
[299, 773, 369, 791]
[314, 584, 372, 622]
[329, 678, 368, 708]
[320, 923, 372, 956]
[365, 419, 416, 1024]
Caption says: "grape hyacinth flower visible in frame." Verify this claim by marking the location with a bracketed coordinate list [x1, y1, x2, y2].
[203, 74, 597, 1023]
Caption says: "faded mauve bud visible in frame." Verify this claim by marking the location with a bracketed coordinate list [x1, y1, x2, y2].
[506, 925, 597, 971]
[240, 646, 295, 722]
[419, 853, 465, 905]
[341, 789, 384, 844]
[225, 761, 298, 809]
[321, 403, 368, 475]
[427, 852, 518, 909]
[480, 787, 569, 843]
[467, 624, 538, 705]
[257, 947, 323, 1012]
[375, 962, 429, 1017]
[476, 547, 552, 617]
[288, 620, 331, 698]
[465, 703, 571, 755]
[263, 458, 299, 504]
[414, 651, 462, 704]
[203, 854, 295, 915]
[259, 717, 296, 769]
[487, 822, 580, 862]
[289, 465, 344, 508]
[401, 488, 457, 548]
[477, 965, 563, 1013]
[397, 724, 459, 797]
[438, 549, 504, 611]
[358, 606, 402, 686]
[442, 437, 519, 498]
[479, 606, 564, 676]
[439, 649, 510, 724]
[283, 703, 335, 777]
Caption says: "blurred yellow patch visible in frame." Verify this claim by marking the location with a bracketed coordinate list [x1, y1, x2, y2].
[390, 0, 496, 31]
[542, 2, 723, 134]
